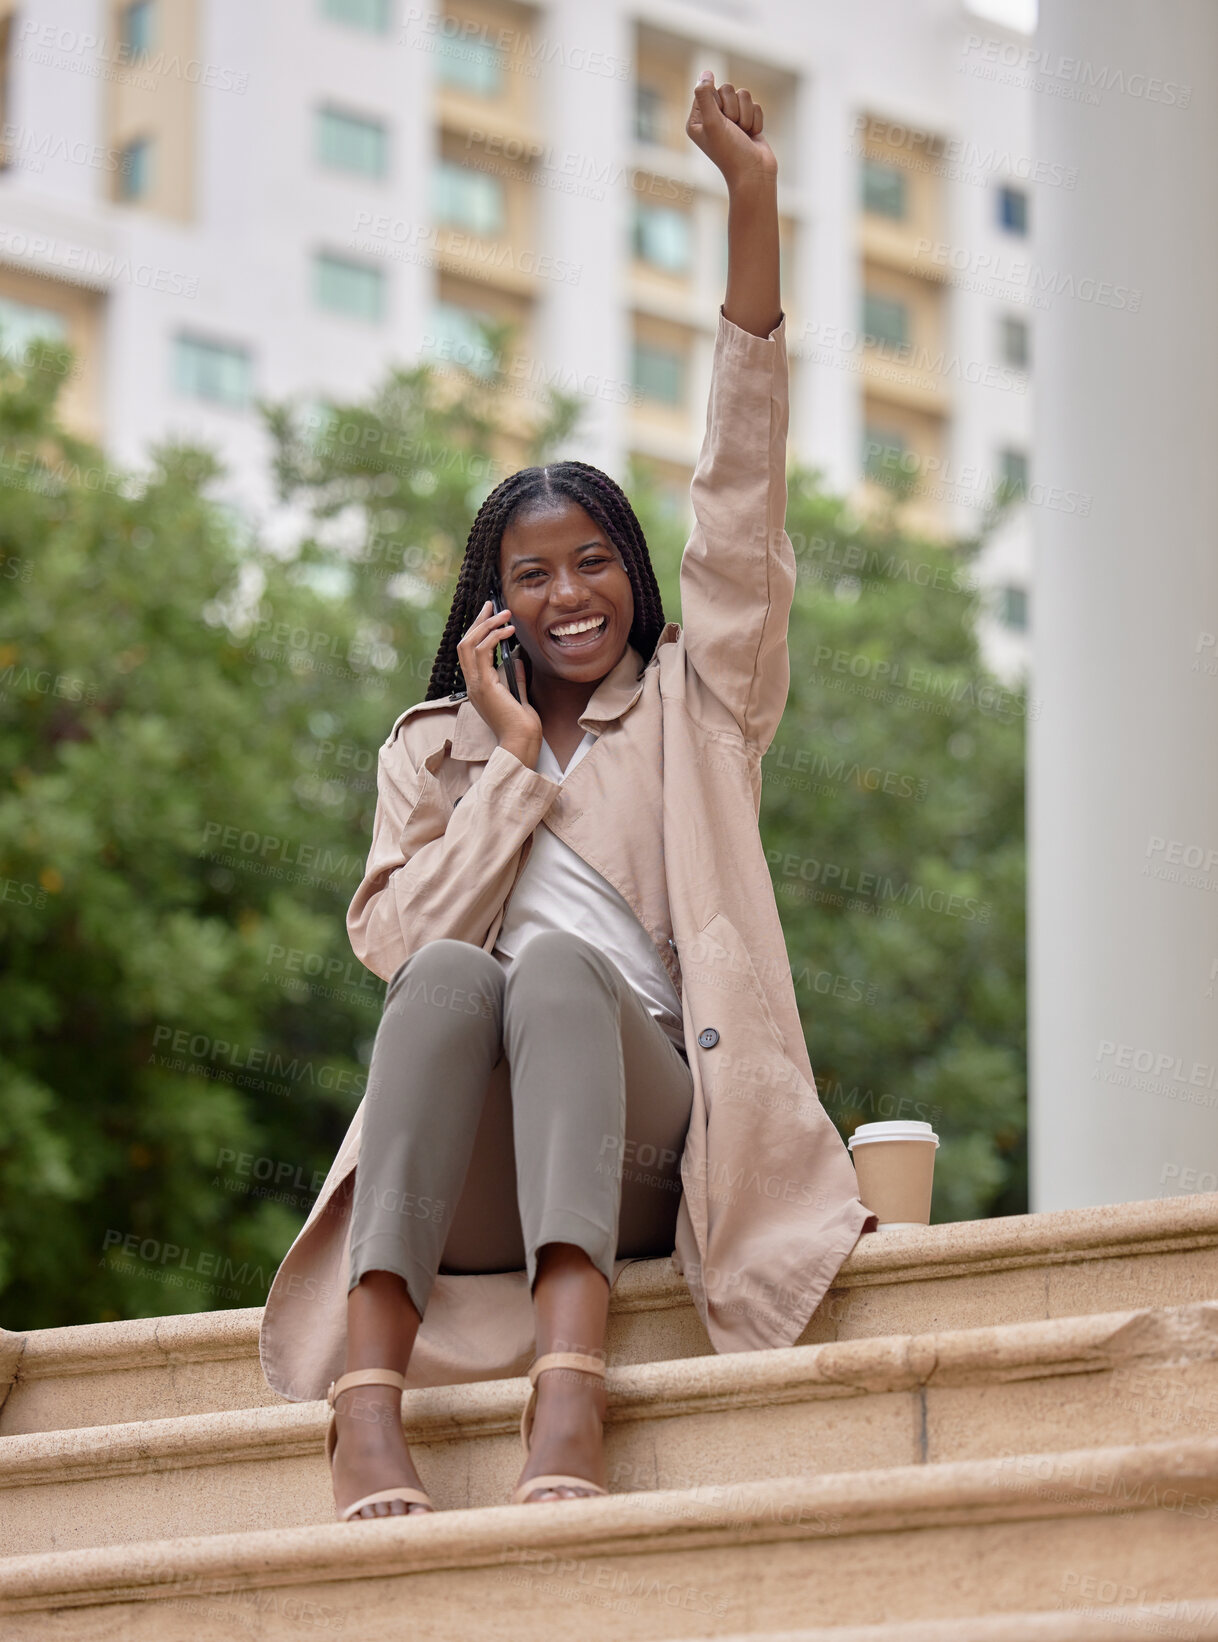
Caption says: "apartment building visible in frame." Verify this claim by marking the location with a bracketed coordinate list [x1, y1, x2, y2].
[0, 0, 1034, 668]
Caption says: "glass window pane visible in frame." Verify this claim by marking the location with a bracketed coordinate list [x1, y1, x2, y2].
[1000, 314, 1030, 369]
[320, 0, 390, 30]
[314, 252, 385, 320]
[173, 335, 253, 407]
[432, 160, 505, 236]
[0, 296, 67, 361]
[633, 205, 691, 274]
[863, 425, 909, 484]
[632, 341, 684, 405]
[999, 447, 1028, 497]
[317, 107, 388, 177]
[436, 35, 504, 95]
[998, 584, 1029, 629]
[121, 0, 155, 52]
[861, 158, 906, 219]
[862, 292, 909, 349]
[998, 184, 1029, 235]
[635, 85, 665, 144]
[422, 302, 496, 377]
[117, 136, 153, 201]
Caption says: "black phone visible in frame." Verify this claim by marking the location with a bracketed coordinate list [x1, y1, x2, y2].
[489, 582, 523, 703]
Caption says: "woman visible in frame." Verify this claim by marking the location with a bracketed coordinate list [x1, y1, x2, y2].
[258, 71, 876, 1522]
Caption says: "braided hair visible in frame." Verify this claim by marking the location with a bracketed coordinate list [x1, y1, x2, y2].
[424, 460, 669, 701]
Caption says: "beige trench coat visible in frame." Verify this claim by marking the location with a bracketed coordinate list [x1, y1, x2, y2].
[259, 309, 877, 1403]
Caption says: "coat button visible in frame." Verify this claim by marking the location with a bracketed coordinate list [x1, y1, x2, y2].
[697, 1027, 720, 1049]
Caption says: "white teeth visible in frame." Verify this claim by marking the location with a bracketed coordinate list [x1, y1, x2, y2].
[550, 616, 605, 639]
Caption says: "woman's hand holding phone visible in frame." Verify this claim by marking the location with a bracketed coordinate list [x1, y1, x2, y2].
[457, 600, 543, 768]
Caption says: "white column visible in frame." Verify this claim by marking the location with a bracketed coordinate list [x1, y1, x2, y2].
[798, 64, 860, 495]
[534, 1, 632, 474]
[1030, 0, 1218, 1209]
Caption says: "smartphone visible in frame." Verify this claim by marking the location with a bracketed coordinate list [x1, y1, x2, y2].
[489, 583, 523, 703]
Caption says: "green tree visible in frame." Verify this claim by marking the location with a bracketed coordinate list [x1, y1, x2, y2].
[760, 476, 1027, 1221]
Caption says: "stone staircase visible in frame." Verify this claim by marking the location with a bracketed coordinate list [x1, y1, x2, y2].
[1, 1192, 1217, 1639]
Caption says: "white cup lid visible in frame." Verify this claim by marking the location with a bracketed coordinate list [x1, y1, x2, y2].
[848, 1120, 939, 1149]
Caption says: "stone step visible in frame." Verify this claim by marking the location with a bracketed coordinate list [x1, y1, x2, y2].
[1, 1435, 1216, 1641]
[698, 1611, 1218, 1642]
[4, 1192, 1216, 1436]
[3, 1301, 1216, 1556]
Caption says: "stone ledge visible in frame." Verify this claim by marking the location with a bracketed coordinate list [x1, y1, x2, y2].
[5, 1193, 1216, 1429]
[3, 1300, 1217, 1490]
[701, 1608, 1218, 1642]
[2, 1433, 1217, 1614]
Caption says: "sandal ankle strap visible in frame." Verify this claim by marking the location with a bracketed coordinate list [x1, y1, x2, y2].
[527, 1351, 606, 1387]
[327, 1367, 408, 1408]
[519, 1352, 607, 1456]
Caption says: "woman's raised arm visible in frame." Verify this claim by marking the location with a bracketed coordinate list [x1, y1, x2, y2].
[677, 73, 793, 753]
[686, 72, 781, 339]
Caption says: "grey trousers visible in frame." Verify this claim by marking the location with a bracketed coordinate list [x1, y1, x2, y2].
[347, 931, 695, 1319]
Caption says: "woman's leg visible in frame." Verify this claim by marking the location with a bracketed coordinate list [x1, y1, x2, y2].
[501, 929, 694, 1501]
[333, 938, 506, 1519]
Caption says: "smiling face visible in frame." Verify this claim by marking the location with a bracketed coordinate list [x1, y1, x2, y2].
[497, 498, 635, 685]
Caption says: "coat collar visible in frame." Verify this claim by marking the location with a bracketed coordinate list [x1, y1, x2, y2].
[448, 623, 679, 762]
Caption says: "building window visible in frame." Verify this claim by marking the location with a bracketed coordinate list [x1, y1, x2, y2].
[120, 0, 155, 53]
[173, 335, 253, 408]
[432, 160, 505, 236]
[997, 583, 1029, 629]
[316, 106, 388, 178]
[863, 425, 910, 485]
[0, 295, 68, 361]
[117, 136, 154, 201]
[633, 205, 692, 274]
[998, 447, 1028, 498]
[422, 302, 497, 378]
[635, 85, 665, 144]
[1000, 314, 1030, 370]
[320, 0, 391, 29]
[436, 35, 503, 95]
[862, 292, 909, 349]
[861, 157, 906, 219]
[632, 340, 684, 406]
[997, 184, 1028, 235]
[314, 252, 385, 320]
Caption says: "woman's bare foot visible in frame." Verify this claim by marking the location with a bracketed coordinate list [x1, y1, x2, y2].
[513, 1363, 608, 1502]
[329, 1382, 433, 1519]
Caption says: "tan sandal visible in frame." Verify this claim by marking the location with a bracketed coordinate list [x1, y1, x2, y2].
[508, 1351, 609, 1505]
[326, 1368, 436, 1521]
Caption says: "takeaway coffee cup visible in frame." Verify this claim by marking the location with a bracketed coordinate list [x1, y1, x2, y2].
[847, 1120, 939, 1229]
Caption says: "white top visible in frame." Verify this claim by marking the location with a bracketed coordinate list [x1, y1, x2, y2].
[491, 730, 686, 1055]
